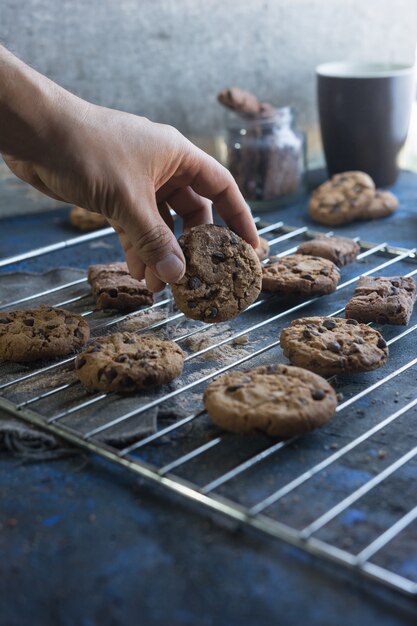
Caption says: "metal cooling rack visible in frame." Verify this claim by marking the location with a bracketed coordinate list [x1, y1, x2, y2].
[1, 218, 417, 597]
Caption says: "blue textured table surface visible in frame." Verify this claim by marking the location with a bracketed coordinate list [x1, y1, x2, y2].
[1, 172, 417, 626]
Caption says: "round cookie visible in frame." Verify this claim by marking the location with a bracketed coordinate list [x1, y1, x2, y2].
[360, 190, 398, 220]
[172, 224, 262, 323]
[262, 254, 340, 295]
[203, 364, 337, 438]
[0, 305, 90, 362]
[255, 236, 270, 261]
[280, 316, 388, 376]
[75, 332, 184, 393]
[309, 171, 375, 226]
[69, 206, 108, 231]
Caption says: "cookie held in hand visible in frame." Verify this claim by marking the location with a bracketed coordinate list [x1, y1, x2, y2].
[172, 224, 262, 323]
[203, 364, 337, 438]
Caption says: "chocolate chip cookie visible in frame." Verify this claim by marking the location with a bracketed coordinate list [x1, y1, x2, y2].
[75, 333, 184, 393]
[280, 317, 388, 376]
[0, 305, 90, 362]
[88, 262, 153, 311]
[297, 235, 360, 267]
[262, 254, 340, 295]
[346, 276, 416, 325]
[172, 224, 262, 323]
[255, 236, 270, 261]
[309, 171, 375, 226]
[360, 190, 398, 220]
[203, 364, 337, 438]
[69, 206, 108, 231]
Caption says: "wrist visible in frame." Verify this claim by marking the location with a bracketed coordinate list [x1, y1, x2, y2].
[0, 47, 88, 164]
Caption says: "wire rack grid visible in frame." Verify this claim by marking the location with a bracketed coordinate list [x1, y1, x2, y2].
[1, 217, 417, 597]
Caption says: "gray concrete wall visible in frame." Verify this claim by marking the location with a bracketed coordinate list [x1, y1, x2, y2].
[1, 0, 417, 215]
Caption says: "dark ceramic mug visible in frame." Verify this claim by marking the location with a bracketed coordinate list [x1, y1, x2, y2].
[317, 62, 416, 186]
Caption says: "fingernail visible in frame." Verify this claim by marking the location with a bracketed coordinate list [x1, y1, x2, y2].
[155, 254, 185, 283]
[131, 268, 144, 280]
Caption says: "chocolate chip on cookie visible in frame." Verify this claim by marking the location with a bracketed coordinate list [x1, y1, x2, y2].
[262, 254, 340, 295]
[0, 305, 90, 362]
[360, 190, 398, 220]
[69, 206, 108, 231]
[297, 235, 360, 267]
[280, 316, 388, 376]
[88, 262, 154, 312]
[203, 364, 337, 438]
[75, 332, 184, 393]
[172, 224, 262, 323]
[309, 171, 375, 226]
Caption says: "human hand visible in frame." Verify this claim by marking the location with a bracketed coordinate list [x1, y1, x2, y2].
[3, 90, 258, 291]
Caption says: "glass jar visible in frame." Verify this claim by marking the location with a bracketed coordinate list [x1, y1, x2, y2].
[224, 106, 307, 210]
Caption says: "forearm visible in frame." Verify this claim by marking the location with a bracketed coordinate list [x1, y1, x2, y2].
[0, 46, 87, 162]
[0, 45, 257, 289]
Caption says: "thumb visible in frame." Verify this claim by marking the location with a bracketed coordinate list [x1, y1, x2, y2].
[121, 189, 185, 284]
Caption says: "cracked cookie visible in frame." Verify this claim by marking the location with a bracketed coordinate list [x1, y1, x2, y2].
[172, 224, 262, 323]
[297, 235, 360, 267]
[69, 206, 108, 231]
[203, 364, 337, 438]
[75, 332, 184, 393]
[309, 171, 375, 226]
[280, 316, 388, 376]
[0, 305, 90, 362]
[88, 262, 154, 311]
[346, 276, 416, 325]
[262, 254, 340, 295]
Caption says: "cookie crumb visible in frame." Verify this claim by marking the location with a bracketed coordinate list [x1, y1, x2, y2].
[183, 326, 249, 363]
[117, 309, 167, 332]
[232, 335, 249, 346]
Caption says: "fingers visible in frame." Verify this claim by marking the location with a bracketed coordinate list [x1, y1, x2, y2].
[157, 201, 175, 233]
[114, 184, 185, 286]
[162, 186, 213, 231]
[109, 219, 146, 280]
[124, 247, 146, 281]
[144, 266, 165, 293]
[185, 148, 259, 248]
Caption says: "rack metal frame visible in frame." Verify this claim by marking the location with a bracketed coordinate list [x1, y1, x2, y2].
[1, 218, 417, 597]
